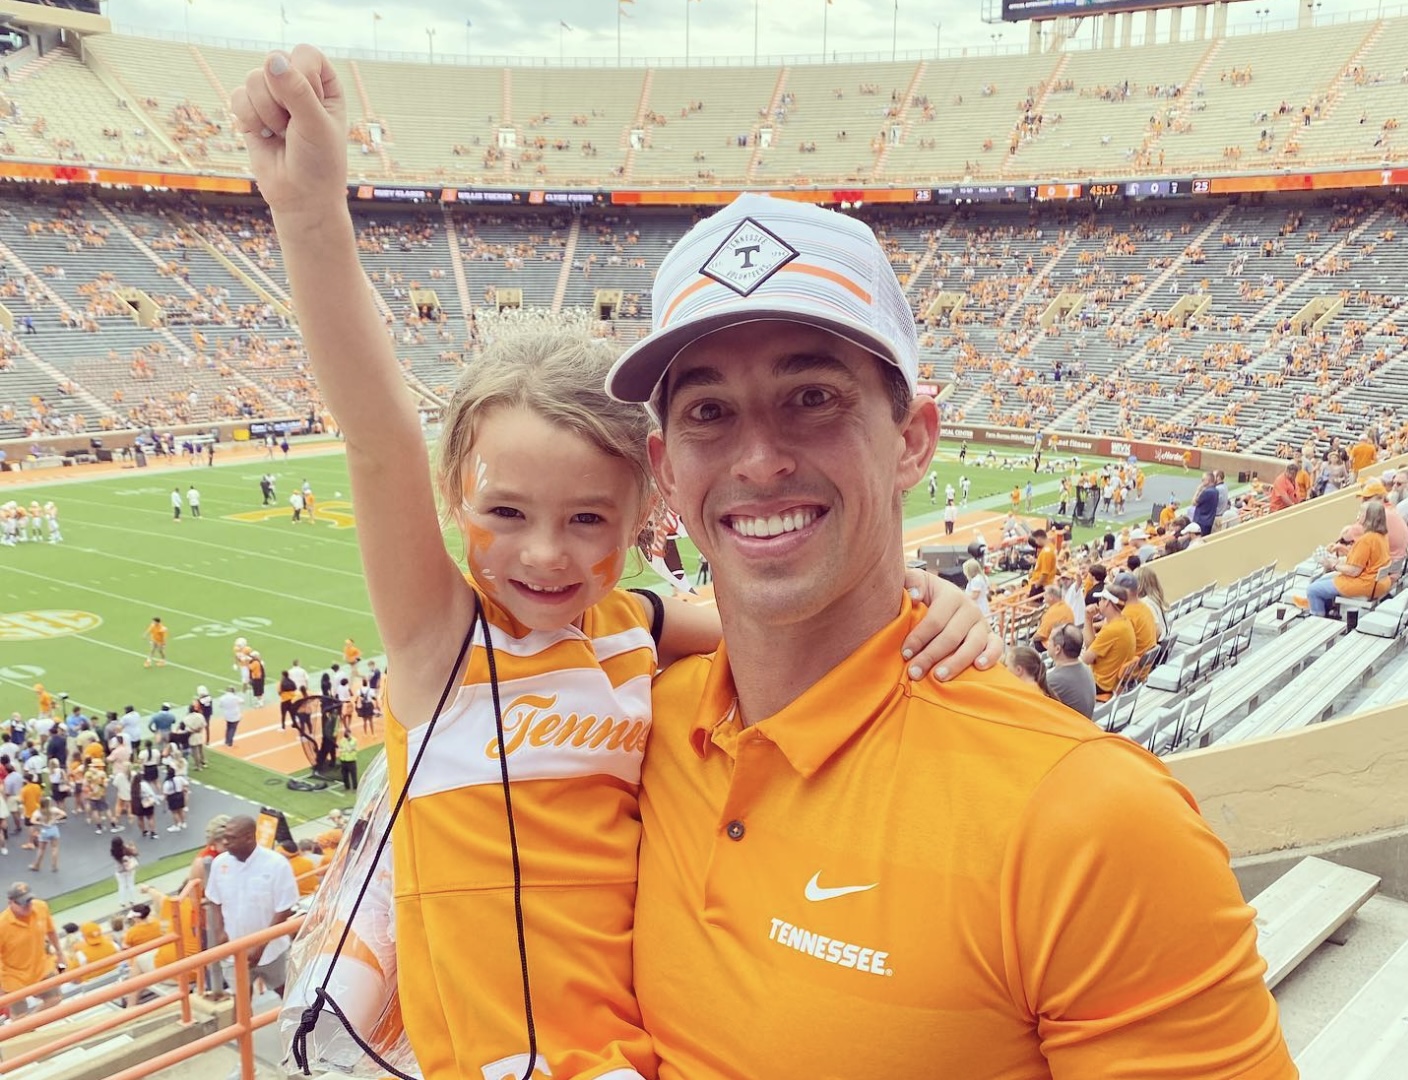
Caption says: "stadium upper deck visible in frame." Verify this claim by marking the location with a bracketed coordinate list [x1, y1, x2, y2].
[0, 14, 1404, 188]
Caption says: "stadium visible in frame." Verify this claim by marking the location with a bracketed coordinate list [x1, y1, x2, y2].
[0, 0, 1406, 1074]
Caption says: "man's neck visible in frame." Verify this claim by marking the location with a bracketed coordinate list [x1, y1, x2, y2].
[719, 567, 905, 726]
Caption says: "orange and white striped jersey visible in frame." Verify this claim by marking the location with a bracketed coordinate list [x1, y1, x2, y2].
[386, 583, 658, 1080]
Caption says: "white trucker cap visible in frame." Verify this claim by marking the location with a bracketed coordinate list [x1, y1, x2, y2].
[605, 192, 919, 410]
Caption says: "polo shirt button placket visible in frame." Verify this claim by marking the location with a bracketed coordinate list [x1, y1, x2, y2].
[725, 819, 746, 841]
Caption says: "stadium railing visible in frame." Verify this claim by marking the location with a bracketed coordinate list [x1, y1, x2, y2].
[0, 865, 325, 1080]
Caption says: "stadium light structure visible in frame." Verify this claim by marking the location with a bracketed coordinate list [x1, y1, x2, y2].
[934, 21, 942, 58]
[426, 26, 436, 63]
[892, 0, 899, 63]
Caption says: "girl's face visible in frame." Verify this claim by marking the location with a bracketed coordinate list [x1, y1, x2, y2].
[458, 405, 646, 632]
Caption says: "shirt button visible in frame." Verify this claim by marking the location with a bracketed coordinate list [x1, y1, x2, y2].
[725, 820, 745, 841]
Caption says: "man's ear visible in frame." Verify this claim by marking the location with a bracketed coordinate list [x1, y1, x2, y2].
[895, 396, 939, 492]
[648, 430, 676, 509]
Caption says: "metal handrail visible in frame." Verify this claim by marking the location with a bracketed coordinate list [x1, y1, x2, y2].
[0, 864, 326, 1080]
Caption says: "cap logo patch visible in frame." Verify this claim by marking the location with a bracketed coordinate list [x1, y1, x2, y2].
[699, 217, 798, 297]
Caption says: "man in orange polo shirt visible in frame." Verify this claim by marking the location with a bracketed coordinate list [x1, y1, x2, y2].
[1032, 583, 1072, 653]
[0, 882, 65, 1015]
[611, 193, 1294, 1079]
[1082, 583, 1139, 696]
[1348, 429, 1378, 478]
[1026, 528, 1057, 598]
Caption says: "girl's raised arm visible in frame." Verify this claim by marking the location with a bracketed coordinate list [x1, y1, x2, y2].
[233, 46, 473, 681]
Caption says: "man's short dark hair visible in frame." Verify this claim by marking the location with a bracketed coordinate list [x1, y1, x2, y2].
[1031, 528, 1047, 542]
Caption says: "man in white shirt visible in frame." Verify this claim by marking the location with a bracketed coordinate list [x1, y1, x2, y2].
[186, 486, 201, 519]
[121, 706, 143, 747]
[287, 660, 309, 694]
[216, 687, 243, 747]
[205, 816, 298, 996]
[959, 475, 971, 505]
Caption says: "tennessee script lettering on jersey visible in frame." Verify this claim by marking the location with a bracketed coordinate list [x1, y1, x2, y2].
[405, 664, 653, 795]
[485, 693, 650, 759]
[768, 918, 892, 976]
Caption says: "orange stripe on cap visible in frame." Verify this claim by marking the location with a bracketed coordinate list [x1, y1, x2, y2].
[659, 276, 715, 329]
[778, 263, 872, 304]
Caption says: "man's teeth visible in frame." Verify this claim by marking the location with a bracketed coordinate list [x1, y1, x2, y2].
[520, 582, 572, 594]
[731, 509, 819, 539]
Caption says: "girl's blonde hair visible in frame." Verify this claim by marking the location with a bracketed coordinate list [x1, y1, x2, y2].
[1134, 564, 1167, 614]
[435, 332, 655, 527]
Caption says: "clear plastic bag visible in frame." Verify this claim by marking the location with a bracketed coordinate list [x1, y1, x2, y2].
[280, 753, 420, 1078]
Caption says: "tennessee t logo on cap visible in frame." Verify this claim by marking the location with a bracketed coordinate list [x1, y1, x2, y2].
[605, 192, 920, 415]
[700, 218, 799, 297]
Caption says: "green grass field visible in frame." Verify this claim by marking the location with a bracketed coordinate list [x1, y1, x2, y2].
[0, 439, 1183, 823]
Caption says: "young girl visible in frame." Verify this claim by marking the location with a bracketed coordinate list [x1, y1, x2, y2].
[239, 46, 998, 1080]
[111, 836, 140, 907]
[134, 774, 159, 840]
[28, 795, 65, 872]
[161, 765, 189, 832]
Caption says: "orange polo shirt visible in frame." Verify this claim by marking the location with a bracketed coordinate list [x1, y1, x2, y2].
[636, 597, 1294, 1079]
[1033, 600, 1073, 649]
[1088, 612, 1137, 693]
[1125, 597, 1159, 655]
[387, 584, 657, 1080]
[1349, 440, 1377, 475]
[0, 898, 57, 992]
[1029, 545, 1057, 589]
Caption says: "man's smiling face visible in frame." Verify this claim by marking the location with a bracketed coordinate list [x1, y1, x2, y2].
[649, 321, 935, 630]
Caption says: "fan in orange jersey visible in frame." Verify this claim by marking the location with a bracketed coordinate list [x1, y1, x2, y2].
[34, 684, 56, 720]
[144, 618, 168, 668]
[342, 638, 361, 672]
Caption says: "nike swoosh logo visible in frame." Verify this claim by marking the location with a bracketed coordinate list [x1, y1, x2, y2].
[805, 872, 877, 902]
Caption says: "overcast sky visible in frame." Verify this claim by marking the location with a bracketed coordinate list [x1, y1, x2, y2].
[103, 0, 1327, 64]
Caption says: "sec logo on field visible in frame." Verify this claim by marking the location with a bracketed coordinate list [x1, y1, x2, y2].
[0, 611, 103, 642]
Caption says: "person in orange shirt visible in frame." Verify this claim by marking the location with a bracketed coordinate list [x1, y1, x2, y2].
[1115, 572, 1159, 655]
[1026, 528, 1057, 598]
[144, 618, 168, 668]
[1158, 499, 1178, 529]
[1269, 460, 1302, 513]
[624, 194, 1293, 1078]
[1082, 583, 1139, 697]
[342, 638, 361, 672]
[1306, 499, 1391, 616]
[0, 883, 65, 1015]
[1010, 484, 1021, 512]
[33, 685, 55, 720]
[72, 922, 121, 981]
[1295, 458, 1313, 502]
[1032, 583, 1073, 653]
[1348, 431, 1378, 478]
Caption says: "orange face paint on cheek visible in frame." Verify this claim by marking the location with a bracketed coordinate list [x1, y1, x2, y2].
[591, 548, 623, 592]
[466, 522, 498, 594]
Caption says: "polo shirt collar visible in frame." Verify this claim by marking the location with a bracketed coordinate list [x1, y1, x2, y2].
[689, 595, 915, 778]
